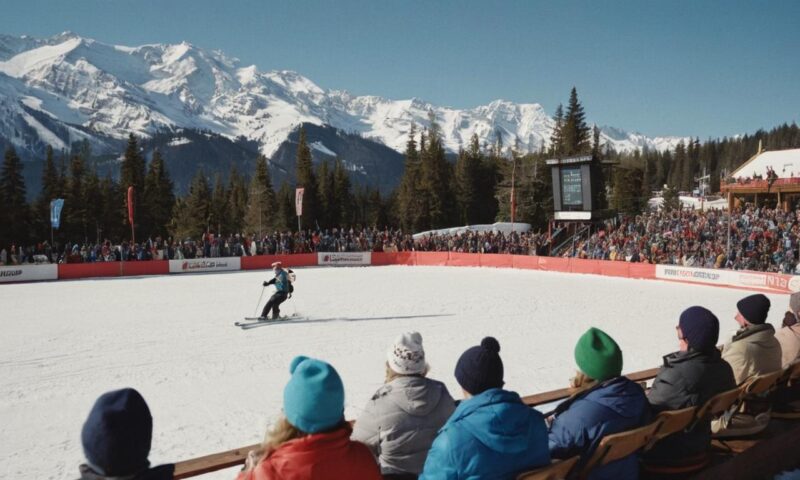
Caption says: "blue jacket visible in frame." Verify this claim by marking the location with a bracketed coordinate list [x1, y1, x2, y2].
[419, 388, 549, 480]
[267, 269, 290, 293]
[548, 376, 650, 480]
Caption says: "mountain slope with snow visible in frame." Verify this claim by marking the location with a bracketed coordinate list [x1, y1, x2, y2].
[0, 32, 687, 166]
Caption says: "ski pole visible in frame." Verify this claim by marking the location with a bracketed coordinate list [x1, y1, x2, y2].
[254, 286, 266, 317]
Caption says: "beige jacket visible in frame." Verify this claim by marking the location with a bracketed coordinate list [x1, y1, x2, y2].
[721, 323, 782, 384]
[775, 324, 800, 368]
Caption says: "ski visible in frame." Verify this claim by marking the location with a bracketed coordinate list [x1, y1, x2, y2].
[235, 314, 304, 328]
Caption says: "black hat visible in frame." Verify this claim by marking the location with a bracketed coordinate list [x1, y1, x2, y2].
[679, 306, 720, 351]
[454, 337, 504, 395]
[81, 388, 152, 476]
[737, 294, 770, 325]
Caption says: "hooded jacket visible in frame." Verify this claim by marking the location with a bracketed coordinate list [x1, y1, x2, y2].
[645, 349, 736, 460]
[419, 388, 549, 480]
[352, 376, 455, 475]
[548, 376, 650, 480]
[722, 323, 782, 384]
[237, 424, 381, 480]
[775, 324, 800, 368]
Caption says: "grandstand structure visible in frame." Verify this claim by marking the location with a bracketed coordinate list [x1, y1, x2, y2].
[722, 146, 800, 211]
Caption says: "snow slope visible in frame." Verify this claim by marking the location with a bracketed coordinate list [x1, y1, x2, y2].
[0, 32, 687, 159]
[0, 265, 786, 479]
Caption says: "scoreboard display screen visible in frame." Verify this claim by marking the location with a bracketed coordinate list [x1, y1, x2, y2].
[560, 166, 583, 206]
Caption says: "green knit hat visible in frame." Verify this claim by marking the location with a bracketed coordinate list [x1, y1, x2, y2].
[574, 327, 623, 381]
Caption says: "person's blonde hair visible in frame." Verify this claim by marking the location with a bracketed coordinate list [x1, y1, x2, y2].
[569, 370, 598, 392]
[385, 361, 429, 383]
[245, 415, 307, 470]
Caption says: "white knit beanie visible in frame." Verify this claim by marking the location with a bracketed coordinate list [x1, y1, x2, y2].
[387, 332, 426, 375]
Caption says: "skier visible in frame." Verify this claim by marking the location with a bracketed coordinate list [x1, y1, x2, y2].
[260, 261, 292, 320]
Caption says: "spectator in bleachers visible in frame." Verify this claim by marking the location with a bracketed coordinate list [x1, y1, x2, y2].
[238, 356, 381, 480]
[721, 294, 782, 385]
[352, 332, 455, 479]
[644, 306, 736, 464]
[548, 328, 650, 480]
[714, 294, 782, 437]
[776, 292, 800, 367]
[419, 337, 549, 479]
[78, 388, 173, 480]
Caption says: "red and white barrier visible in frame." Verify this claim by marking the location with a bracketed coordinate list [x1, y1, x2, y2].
[3, 252, 797, 294]
[0, 264, 58, 283]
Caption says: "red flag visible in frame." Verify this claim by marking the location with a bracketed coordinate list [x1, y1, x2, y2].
[127, 186, 135, 225]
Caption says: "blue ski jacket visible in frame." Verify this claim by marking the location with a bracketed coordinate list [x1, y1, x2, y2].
[548, 376, 650, 480]
[266, 269, 290, 293]
[419, 388, 549, 479]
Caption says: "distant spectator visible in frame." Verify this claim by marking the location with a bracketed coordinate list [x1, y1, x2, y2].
[239, 356, 381, 480]
[352, 332, 455, 479]
[776, 292, 800, 368]
[79, 388, 173, 480]
[645, 306, 736, 464]
[549, 328, 650, 480]
[715, 294, 782, 437]
[420, 337, 549, 479]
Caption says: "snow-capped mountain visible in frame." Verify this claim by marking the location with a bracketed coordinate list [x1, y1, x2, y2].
[0, 32, 686, 166]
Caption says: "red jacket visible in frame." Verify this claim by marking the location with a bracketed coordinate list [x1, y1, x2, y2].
[237, 425, 381, 480]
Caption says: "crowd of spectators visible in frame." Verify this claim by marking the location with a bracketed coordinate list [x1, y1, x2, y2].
[75, 292, 800, 480]
[4, 203, 800, 274]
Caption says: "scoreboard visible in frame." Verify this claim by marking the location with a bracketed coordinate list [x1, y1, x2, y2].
[547, 155, 606, 221]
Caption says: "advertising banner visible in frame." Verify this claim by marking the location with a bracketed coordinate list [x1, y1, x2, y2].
[317, 252, 371, 266]
[0, 264, 58, 283]
[655, 265, 798, 293]
[169, 257, 241, 274]
[50, 198, 64, 229]
[295, 187, 304, 216]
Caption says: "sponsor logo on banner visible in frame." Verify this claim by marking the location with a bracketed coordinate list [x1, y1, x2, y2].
[789, 276, 800, 293]
[317, 252, 371, 266]
[655, 265, 793, 293]
[169, 257, 241, 273]
[0, 264, 58, 283]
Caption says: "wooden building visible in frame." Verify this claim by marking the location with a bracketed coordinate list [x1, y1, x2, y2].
[721, 146, 800, 210]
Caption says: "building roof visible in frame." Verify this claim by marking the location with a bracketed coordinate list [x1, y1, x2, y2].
[732, 148, 800, 180]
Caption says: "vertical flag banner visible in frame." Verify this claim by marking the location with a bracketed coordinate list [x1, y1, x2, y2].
[295, 187, 305, 216]
[127, 186, 135, 225]
[50, 198, 65, 229]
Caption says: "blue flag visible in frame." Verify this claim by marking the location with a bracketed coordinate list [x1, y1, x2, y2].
[50, 198, 64, 229]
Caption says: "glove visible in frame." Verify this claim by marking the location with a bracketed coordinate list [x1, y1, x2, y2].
[262, 281, 268, 287]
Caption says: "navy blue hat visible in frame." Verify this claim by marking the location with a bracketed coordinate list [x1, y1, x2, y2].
[737, 294, 770, 325]
[455, 337, 504, 395]
[81, 388, 152, 476]
[679, 306, 720, 351]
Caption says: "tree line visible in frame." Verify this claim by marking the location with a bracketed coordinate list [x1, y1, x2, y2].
[2, 87, 799, 250]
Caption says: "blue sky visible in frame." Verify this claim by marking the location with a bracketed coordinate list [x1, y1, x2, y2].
[3, 0, 798, 139]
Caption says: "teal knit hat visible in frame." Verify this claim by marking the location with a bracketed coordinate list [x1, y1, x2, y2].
[574, 328, 623, 381]
[283, 356, 344, 433]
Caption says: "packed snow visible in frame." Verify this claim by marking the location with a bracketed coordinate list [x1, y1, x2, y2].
[0, 266, 787, 479]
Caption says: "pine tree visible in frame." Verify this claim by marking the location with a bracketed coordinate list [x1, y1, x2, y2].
[244, 155, 276, 236]
[419, 111, 455, 228]
[209, 173, 228, 234]
[227, 166, 248, 235]
[172, 169, 210, 239]
[317, 160, 332, 227]
[142, 149, 175, 238]
[332, 158, 352, 227]
[661, 184, 680, 212]
[396, 123, 421, 231]
[64, 153, 88, 242]
[550, 104, 565, 156]
[34, 145, 61, 241]
[275, 181, 294, 230]
[295, 127, 318, 229]
[0, 147, 30, 248]
[562, 87, 591, 156]
[119, 134, 147, 232]
[670, 141, 687, 189]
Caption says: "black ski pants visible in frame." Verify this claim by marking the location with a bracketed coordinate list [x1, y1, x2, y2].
[261, 291, 288, 319]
